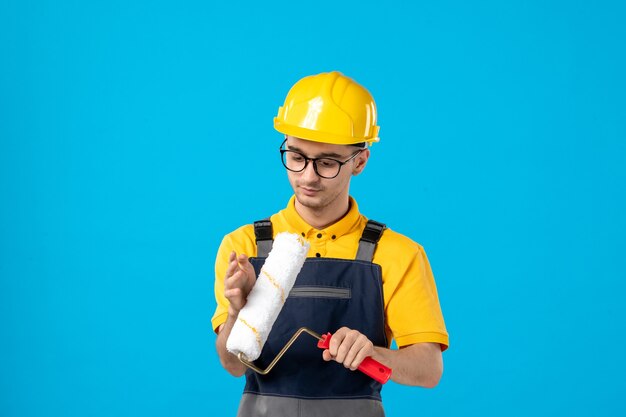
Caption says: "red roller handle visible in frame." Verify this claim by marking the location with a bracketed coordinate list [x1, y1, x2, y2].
[317, 332, 392, 384]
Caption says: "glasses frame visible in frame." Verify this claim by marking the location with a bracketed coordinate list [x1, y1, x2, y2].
[279, 138, 365, 179]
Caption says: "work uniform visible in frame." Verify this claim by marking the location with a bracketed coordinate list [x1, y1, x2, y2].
[212, 196, 449, 416]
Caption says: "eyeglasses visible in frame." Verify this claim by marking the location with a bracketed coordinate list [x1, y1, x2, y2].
[279, 138, 364, 179]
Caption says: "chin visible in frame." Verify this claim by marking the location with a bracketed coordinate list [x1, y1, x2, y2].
[295, 193, 326, 210]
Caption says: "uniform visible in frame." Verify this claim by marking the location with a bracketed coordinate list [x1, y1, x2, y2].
[212, 196, 448, 416]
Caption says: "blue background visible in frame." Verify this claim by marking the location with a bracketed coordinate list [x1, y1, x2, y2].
[1, 1, 625, 416]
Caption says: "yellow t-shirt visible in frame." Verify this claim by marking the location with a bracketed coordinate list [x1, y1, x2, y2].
[211, 196, 449, 350]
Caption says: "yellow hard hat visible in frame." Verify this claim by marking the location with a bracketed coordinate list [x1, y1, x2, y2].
[274, 71, 380, 145]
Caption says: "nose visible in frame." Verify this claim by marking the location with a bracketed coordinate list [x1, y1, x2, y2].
[301, 160, 320, 181]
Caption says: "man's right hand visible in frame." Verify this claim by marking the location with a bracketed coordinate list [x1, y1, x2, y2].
[224, 251, 256, 316]
[216, 251, 257, 376]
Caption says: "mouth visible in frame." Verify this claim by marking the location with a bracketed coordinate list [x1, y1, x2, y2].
[299, 186, 321, 196]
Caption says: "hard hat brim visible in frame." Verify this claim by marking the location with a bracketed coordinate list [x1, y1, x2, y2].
[274, 118, 379, 146]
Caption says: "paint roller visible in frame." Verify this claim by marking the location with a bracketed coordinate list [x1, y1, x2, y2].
[226, 232, 392, 384]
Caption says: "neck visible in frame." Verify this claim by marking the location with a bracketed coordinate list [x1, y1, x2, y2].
[295, 195, 350, 229]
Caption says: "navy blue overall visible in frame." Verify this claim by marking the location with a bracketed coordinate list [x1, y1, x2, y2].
[236, 220, 388, 417]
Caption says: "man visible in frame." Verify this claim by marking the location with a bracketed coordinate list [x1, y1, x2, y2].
[212, 71, 448, 417]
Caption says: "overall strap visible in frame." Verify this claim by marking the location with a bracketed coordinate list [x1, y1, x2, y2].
[253, 219, 273, 258]
[355, 220, 386, 262]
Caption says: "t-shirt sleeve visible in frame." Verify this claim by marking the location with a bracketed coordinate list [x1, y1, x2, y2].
[211, 235, 234, 333]
[380, 236, 449, 351]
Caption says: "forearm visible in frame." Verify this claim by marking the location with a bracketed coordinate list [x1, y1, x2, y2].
[371, 342, 443, 387]
[215, 309, 247, 377]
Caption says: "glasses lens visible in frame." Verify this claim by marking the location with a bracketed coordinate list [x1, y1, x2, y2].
[314, 158, 341, 178]
[282, 151, 306, 172]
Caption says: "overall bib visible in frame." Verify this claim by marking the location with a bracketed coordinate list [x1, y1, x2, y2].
[236, 220, 388, 417]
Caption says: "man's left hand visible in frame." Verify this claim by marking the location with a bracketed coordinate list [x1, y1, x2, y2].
[322, 327, 375, 371]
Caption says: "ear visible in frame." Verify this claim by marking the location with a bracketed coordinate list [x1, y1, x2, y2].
[352, 149, 370, 176]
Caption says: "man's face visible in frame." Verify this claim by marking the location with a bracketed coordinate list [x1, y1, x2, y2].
[284, 136, 369, 212]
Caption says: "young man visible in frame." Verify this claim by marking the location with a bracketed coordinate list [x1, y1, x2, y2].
[212, 71, 448, 417]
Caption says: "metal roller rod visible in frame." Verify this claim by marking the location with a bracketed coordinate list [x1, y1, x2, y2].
[237, 327, 322, 375]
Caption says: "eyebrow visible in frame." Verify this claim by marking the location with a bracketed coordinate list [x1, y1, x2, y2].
[286, 145, 344, 159]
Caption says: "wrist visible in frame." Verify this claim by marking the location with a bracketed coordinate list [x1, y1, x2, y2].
[228, 305, 240, 319]
[371, 346, 388, 364]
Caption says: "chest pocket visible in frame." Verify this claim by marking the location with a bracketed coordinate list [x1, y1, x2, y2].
[289, 286, 351, 299]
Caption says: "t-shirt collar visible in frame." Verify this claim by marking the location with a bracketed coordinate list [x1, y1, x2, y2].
[281, 195, 362, 239]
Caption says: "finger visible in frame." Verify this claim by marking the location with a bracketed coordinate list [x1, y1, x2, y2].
[348, 336, 372, 370]
[225, 251, 239, 277]
[350, 344, 372, 371]
[329, 329, 347, 358]
[224, 269, 237, 290]
[224, 288, 243, 310]
[225, 269, 245, 290]
[322, 350, 333, 362]
[343, 337, 365, 369]
[334, 330, 359, 364]
[224, 287, 241, 300]
[237, 253, 257, 282]
[237, 253, 249, 265]
[342, 333, 368, 368]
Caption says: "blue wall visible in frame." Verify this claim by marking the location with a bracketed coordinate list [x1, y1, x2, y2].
[1, 1, 625, 416]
